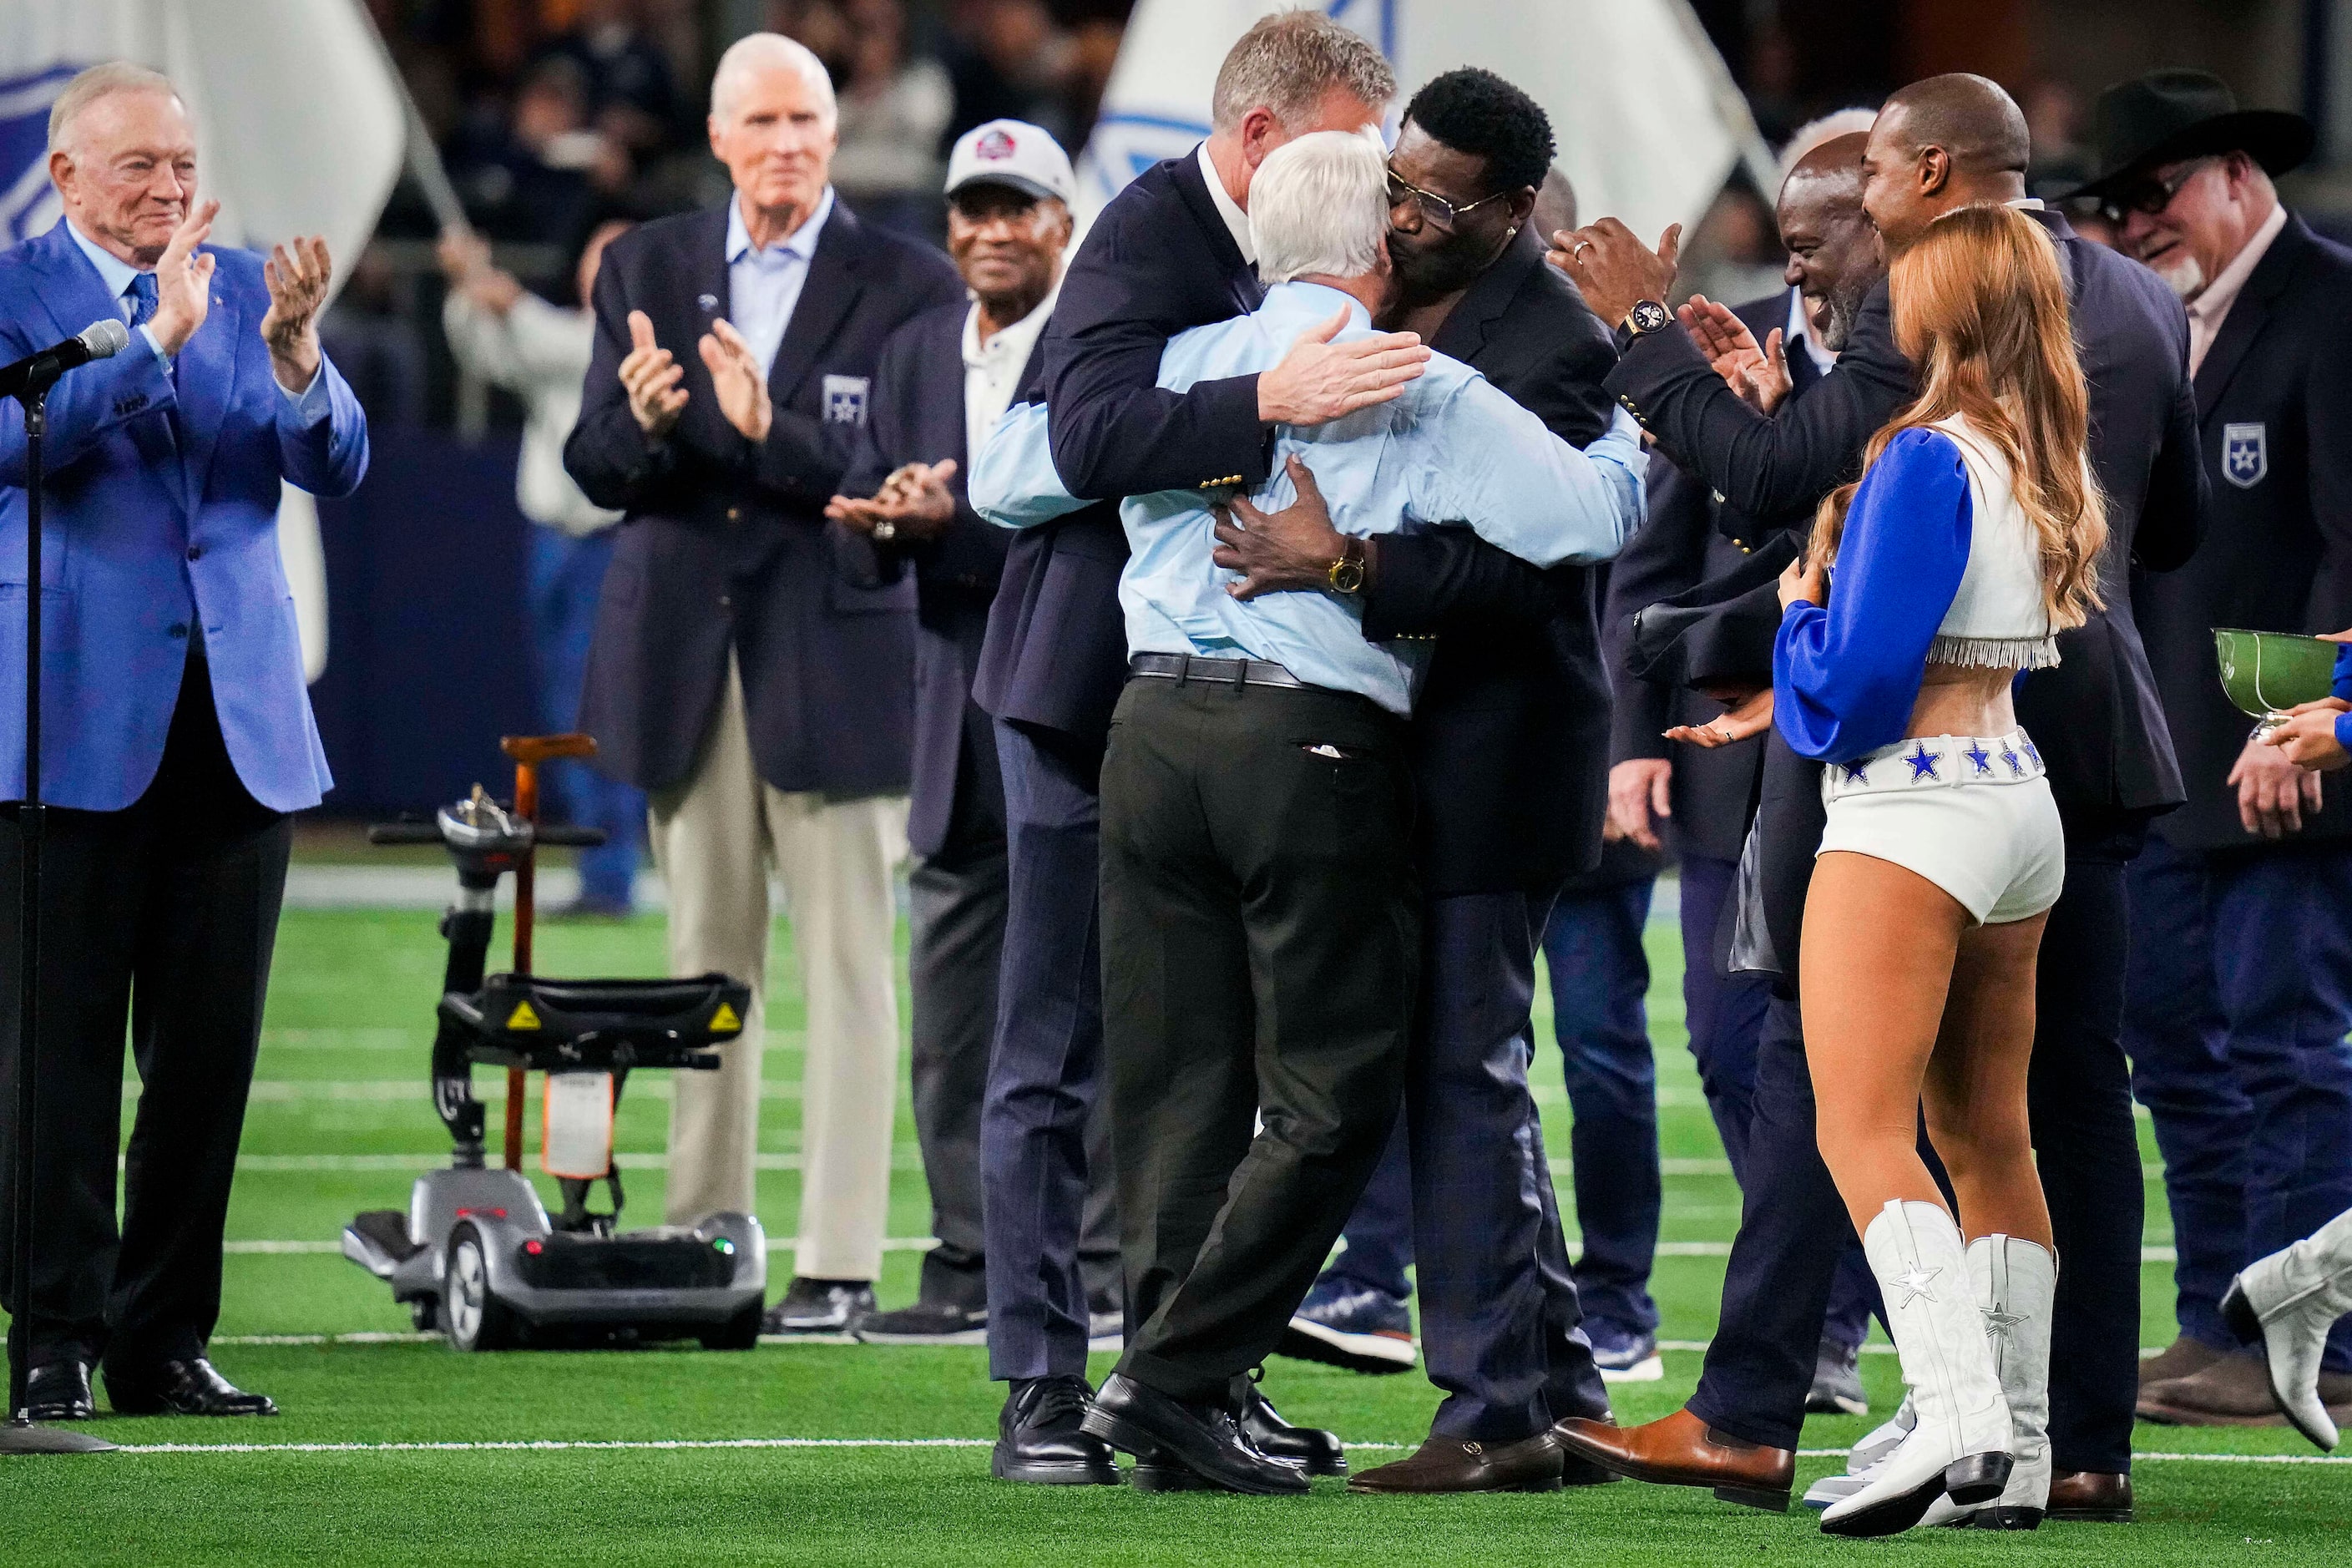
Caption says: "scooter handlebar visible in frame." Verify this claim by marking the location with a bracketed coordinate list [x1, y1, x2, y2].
[367, 822, 608, 848]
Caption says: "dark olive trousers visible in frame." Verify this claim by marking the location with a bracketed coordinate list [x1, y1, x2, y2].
[1099, 673, 1420, 1405]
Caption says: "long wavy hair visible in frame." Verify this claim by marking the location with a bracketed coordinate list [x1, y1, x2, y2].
[1808, 204, 2107, 633]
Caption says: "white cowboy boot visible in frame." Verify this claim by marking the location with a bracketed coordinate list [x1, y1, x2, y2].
[1802, 1394, 1913, 1510]
[1820, 1201, 2012, 1537]
[1925, 1233, 2056, 1529]
[2223, 1206, 2352, 1450]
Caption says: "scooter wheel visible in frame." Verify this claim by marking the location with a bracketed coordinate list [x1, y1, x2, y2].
[410, 1297, 441, 1333]
[443, 1222, 522, 1352]
[701, 1300, 762, 1351]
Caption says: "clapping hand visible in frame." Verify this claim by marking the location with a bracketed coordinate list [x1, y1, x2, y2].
[146, 199, 218, 360]
[260, 235, 332, 392]
[1681, 296, 1792, 413]
[699, 317, 771, 443]
[826, 459, 959, 544]
[620, 311, 687, 440]
[1549, 217, 1680, 330]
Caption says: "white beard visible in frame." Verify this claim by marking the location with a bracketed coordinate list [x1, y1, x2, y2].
[2154, 254, 2208, 302]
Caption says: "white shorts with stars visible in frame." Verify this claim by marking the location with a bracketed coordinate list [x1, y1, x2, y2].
[1815, 728, 2066, 926]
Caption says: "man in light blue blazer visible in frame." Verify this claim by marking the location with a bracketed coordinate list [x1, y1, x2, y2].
[0, 63, 367, 1423]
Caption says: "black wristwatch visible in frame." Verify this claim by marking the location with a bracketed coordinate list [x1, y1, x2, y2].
[1614, 299, 1672, 352]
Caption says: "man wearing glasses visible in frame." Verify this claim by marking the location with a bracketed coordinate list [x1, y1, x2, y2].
[2071, 69, 2352, 1434]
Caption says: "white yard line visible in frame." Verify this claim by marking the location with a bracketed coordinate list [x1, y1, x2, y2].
[223, 1237, 940, 1257]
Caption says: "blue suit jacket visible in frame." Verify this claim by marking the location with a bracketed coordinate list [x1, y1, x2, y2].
[837, 300, 1023, 859]
[0, 220, 369, 812]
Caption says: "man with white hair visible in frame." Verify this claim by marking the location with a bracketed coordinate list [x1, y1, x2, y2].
[564, 32, 960, 1336]
[974, 129, 1648, 1494]
[2, 62, 367, 1421]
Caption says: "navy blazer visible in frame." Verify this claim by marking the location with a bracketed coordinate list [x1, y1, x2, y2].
[564, 200, 962, 795]
[837, 300, 1021, 859]
[2133, 213, 2352, 849]
[974, 152, 1263, 748]
[1353, 224, 1624, 894]
[1610, 207, 2208, 818]
[1601, 291, 1818, 865]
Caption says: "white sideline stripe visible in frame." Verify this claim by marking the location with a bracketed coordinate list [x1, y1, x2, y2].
[225, 1237, 939, 1257]
[96, 1436, 2352, 1464]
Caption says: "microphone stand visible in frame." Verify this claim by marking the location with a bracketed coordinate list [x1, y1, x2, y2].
[3, 386, 114, 1454]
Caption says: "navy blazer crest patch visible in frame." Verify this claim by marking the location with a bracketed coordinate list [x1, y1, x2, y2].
[2223, 421, 2268, 488]
[823, 374, 870, 426]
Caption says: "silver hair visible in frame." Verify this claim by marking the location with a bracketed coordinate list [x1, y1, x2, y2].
[47, 62, 181, 154]
[1210, 9, 1394, 134]
[1777, 108, 1879, 190]
[710, 32, 837, 124]
[1250, 130, 1388, 286]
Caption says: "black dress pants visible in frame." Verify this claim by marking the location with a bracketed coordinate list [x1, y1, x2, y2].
[1, 650, 292, 1377]
[1100, 674, 1419, 1405]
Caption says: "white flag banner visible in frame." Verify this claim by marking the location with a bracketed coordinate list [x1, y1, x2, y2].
[1077, 0, 1768, 247]
[0, 0, 407, 683]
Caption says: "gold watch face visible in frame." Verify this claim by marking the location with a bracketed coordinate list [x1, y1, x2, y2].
[1330, 556, 1365, 594]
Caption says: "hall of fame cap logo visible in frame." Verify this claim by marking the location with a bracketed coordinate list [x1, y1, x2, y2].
[2223, 422, 2268, 489]
[977, 128, 1017, 161]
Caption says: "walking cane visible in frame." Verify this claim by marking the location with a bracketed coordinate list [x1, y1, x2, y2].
[4, 323, 132, 1455]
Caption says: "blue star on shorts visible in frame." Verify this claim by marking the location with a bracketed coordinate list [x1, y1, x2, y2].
[1843, 759, 1871, 784]
[1906, 742, 1941, 781]
[1965, 743, 1994, 776]
[2001, 746, 2024, 776]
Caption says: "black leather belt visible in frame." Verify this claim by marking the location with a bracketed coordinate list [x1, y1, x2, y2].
[1128, 652, 1305, 690]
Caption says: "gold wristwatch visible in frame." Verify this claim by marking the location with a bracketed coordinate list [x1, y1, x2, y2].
[1328, 536, 1367, 594]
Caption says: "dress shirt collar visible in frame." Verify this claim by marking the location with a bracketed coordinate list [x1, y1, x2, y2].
[726, 185, 835, 266]
[2188, 199, 2288, 337]
[1196, 141, 1256, 265]
[1786, 286, 1836, 374]
[66, 217, 147, 307]
[1258, 279, 1370, 335]
[962, 285, 1059, 369]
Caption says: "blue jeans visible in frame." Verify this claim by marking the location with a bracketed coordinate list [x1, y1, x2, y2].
[2126, 834, 2352, 1370]
[527, 527, 642, 908]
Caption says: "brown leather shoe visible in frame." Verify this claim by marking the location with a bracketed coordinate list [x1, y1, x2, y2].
[2046, 1469, 2133, 1523]
[2137, 1352, 2352, 1427]
[2137, 1335, 2223, 1388]
[1349, 1431, 1569, 1495]
[1551, 1407, 1792, 1511]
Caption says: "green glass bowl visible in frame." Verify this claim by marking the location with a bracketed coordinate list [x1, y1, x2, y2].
[2213, 627, 2339, 721]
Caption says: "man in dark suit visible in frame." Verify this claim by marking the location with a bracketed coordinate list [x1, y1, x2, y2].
[1208, 68, 1631, 1494]
[2070, 72, 2352, 1429]
[970, 9, 1408, 1485]
[1550, 73, 2207, 1523]
[564, 33, 962, 1335]
[1597, 133, 1889, 1418]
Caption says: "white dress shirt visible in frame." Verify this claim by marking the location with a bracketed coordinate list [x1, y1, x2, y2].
[1785, 286, 1837, 376]
[962, 288, 1056, 464]
[1195, 142, 1256, 265]
[2188, 199, 2289, 378]
[67, 218, 326, 412]
[726, 185, 837, 378]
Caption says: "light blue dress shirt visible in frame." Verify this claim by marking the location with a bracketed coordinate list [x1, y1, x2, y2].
[66, 218, 329, 416]
[971, 280, 1648, 716]
[726, 185, 835, 378]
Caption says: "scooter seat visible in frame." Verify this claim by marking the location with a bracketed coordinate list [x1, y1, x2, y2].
[440, 972, 751, 1072]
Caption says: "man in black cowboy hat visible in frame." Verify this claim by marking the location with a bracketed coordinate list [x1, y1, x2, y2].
[2071, 68, 2352, 1433]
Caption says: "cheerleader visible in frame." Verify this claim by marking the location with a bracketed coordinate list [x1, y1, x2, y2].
[1773, 204, 2107, 1536]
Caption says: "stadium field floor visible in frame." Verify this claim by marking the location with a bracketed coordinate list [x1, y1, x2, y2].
[5, 900, 2344, 1566]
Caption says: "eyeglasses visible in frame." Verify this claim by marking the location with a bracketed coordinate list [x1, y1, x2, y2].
[2099, 156, 2220, 225]
[1385, 168, 1510, 230]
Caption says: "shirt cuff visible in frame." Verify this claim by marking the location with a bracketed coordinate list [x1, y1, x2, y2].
[137, 323, 170, 368]
[276, 363, 331, 421]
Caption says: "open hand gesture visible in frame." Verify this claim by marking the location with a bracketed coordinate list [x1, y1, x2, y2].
[827, 458, 959, 544]
[1680, 296, 1791, 413]
[620, 311, 686, 440]
[260, 235, 332, 392]
[147, 199, 218, 359]
[1665, 688, 1773, 749]
[699, 318, 772, 443]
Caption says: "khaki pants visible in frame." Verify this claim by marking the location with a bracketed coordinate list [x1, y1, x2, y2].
[648, 653, 907, 1281]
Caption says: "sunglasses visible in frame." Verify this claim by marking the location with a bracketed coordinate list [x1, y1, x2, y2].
[1384, 168, 1510, 231]
[2098, 156, 2221, 225]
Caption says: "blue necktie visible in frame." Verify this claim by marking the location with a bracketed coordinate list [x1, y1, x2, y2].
[129, 271, 158, 327]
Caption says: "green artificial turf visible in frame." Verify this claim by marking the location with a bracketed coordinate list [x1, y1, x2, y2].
[3, 895, 2344, 1565]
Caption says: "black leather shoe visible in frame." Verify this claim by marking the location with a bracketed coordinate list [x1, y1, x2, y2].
[761, 1277, 875, 1336]
[23, 1359, 96, 1421]
[1238, 1375, 1346, 1476]
[104, 1358, 279, 1417]
[1081, 1373, 1310, 1495]
[993, 1376, 1122, 1485]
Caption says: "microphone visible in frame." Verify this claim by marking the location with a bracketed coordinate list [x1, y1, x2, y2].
[0, 318, 133, 402]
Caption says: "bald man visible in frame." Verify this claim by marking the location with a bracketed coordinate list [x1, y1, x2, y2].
[1552, 73, 2208, 1525]
[564, 33, 961, 1335]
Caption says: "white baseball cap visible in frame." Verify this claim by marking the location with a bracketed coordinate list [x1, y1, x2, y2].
[945, 119, 1075, 206]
